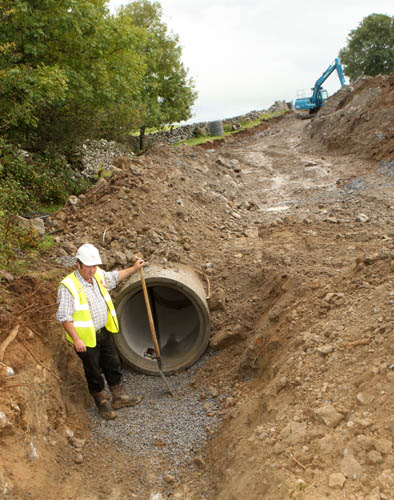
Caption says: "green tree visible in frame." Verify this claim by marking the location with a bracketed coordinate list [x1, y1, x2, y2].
[0, 0, 196, 152]
[339, 13, 394, 82]
[117, 0, 197, 149]
[0, 0, 145, 149]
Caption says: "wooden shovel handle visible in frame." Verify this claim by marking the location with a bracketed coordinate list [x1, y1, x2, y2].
[139, 268, 161, 358]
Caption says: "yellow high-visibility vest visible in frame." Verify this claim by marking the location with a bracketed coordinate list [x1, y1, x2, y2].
[60, 267, 119, 347]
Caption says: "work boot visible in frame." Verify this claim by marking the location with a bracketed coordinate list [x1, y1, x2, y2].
[91, 391, 117, 420]
[109, 384, 143, 410]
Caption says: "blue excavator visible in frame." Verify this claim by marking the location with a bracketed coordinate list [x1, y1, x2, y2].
[295, 58, 346, 112]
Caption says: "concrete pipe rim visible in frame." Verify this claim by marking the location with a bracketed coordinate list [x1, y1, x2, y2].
[114, 272, 211, 375]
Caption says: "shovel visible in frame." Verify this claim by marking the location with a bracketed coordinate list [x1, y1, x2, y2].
[139, 267, 174, 397]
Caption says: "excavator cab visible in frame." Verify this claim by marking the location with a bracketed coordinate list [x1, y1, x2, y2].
[295, 87, 329, 111]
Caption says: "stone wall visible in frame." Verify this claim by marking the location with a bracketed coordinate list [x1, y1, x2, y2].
[79, 100, 290, 177]
[127, 100, 290, 150]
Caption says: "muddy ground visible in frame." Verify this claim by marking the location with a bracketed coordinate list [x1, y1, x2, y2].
[0, 72, 394, 499]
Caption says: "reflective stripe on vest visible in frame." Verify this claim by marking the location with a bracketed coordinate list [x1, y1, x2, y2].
[60, 268, 119, 348]
[94, 267, 119, 333]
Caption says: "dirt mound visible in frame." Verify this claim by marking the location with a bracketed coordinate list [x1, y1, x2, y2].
[1, 73, 394, 499]
[306, 72, 394, 162]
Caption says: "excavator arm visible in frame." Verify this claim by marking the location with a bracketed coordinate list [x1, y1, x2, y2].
[310, 58, 346, 107]
[295, 58, 346, 112]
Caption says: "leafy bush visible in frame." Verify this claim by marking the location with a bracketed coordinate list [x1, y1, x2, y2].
[0, 136, 90, 268]
[0, 214, 41, 268]
[193, 127, 205, 138]
[0, 137, 90, 214]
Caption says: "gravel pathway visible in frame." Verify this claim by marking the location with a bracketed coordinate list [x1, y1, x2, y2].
[89, 353, 223, 466]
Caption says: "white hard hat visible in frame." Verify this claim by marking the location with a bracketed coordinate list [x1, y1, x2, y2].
[76, 243, 102, 266]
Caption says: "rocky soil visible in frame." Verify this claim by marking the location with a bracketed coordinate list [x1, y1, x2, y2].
[0, 72, 394, 499]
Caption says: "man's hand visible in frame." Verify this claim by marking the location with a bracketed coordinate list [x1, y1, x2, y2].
[62, 321, 86, 352]
[74, 338, 87, 353]
[118, 258, 145, 281]
[134, 258, 145, 270]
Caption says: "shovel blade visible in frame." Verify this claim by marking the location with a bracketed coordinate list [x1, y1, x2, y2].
[159, 369, 175, 397]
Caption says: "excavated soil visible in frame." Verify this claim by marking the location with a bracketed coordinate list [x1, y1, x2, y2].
[1, 72, 394, 499]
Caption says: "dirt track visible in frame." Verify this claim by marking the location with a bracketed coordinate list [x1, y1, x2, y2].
[1, 73, 394, 499]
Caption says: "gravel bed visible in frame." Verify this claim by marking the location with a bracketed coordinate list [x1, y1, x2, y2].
[89, 353, 223, 466]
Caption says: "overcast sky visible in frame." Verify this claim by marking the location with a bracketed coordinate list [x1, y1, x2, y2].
[107, 0, 393, 124]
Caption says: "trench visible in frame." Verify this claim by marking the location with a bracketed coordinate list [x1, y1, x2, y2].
[114, 263, 211, 374]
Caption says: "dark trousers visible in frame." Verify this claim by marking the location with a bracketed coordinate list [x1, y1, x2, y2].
[76, 328, 122, 393]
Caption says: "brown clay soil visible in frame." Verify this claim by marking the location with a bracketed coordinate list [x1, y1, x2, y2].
[1, 72, 394, 499]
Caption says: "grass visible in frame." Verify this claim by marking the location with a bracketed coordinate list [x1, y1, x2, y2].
[240, 110, 287, 128]
[39, 234, 56, 252]
[0, 235, 57, 275]
[0, 218, 57, 274]
[176, 135, 226, 147]
[36, 203, 64, 214]
[94, 167, 113, 180]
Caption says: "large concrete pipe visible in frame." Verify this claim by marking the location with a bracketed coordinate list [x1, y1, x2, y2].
[208, 120, 224, 137]
[114, 263, 210, 374]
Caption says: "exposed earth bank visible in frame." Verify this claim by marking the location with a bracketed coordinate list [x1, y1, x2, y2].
[0, 72, 394, 499]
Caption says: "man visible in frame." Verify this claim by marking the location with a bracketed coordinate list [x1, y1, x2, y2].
[56, 243, 145, 420]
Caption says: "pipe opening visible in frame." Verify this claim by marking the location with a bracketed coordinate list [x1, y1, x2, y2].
[120, 285, 200, 360]
[114, 264, 210, 374]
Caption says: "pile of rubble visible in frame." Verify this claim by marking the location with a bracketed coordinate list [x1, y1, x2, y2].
[307, 73, 394, 161]
[75, 139, 134, 178]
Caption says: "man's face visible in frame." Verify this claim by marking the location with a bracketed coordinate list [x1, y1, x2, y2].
[77, 262, 97, 283]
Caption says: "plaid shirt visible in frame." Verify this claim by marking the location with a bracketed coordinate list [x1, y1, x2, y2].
[56, 269, 119, 332]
